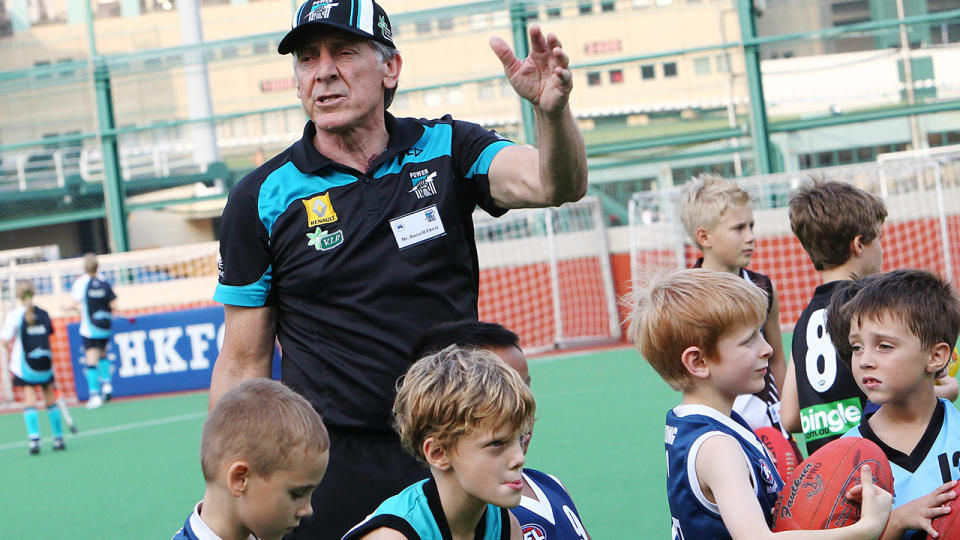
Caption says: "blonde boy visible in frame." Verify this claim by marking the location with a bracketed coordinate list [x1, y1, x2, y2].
[171, 379, 330, 540]
[629, 268, 891, 539]
[679, 175, 788, 435]
[830, 270, 960, 539]
[343, 345, 533, 540]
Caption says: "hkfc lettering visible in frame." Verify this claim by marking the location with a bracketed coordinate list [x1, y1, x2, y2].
[113, 323, 225, 377]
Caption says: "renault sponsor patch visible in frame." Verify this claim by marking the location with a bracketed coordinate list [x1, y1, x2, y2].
[303, 193, 338, 227]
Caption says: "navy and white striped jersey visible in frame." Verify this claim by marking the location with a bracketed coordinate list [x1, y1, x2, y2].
[512, 469, 589, 540]
[665, 404, 784, 540]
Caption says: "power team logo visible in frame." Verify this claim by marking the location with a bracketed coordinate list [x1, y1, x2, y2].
[303, 193, 338, 227]
[408, 169, 438, 199]
[522, 524, 547, 540]
[307, 0, 338, 21]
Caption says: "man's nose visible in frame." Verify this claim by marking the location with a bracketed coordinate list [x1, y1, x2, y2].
[313, 53, 338, 81]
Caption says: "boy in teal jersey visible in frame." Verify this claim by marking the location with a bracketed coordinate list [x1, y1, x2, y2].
[343, 345, 532, 540]
[828, 270, 960, 539]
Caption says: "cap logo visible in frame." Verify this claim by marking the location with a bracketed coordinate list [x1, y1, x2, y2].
[307, 0, 339, 21]
[378, 14, 392, 41]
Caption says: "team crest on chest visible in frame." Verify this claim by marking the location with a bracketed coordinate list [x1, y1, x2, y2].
[306, 227, 344, 252]
[522, 524, 547, 540]
[408, 169, 438, 199]
[759, 458, 775, 487]
[303, 193, 338, 227]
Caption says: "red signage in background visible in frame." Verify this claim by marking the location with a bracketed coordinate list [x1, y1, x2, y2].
[260, 77, 297, 93]
[584, 39, 622, 55]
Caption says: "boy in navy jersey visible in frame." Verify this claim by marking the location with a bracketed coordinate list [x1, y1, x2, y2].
[828, 270, 960, 539]
[70, 253, 117, 409]
[413, 321, 591, 540]
[678, 175, 788, 439]
[171, 379, 329, 540]
[1, 281, 65, 454]
[628, 268, 891, 539]
[343, 345, 531, 540]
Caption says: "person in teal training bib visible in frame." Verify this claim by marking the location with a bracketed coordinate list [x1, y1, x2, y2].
[343, 345, 533, 540]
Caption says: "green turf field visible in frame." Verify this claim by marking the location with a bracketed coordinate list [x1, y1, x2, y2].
[0, 347, 677, 538]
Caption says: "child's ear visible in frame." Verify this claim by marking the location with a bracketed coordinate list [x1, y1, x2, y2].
[681, 346, 711, 380]
[227, 461, 251, 497]
[695, 227, 711, 249]
[850, 234, 866, 258]
[927, 342, 952, 375]
[422, 437, 451, 471]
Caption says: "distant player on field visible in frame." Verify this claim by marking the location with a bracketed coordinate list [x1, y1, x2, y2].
[678, 175, 789, 439]
[413, 320, 592, 540]
[1, 281, 66, 455]
[628, 268, 891, 539]
[70, 252, 117, 409]
[170, 378, 329, 540]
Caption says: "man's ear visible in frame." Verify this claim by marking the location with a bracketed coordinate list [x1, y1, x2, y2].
[382, 52, 402, 90]
[928, 342, 952, 375]
[422, 436, 450, 471]
[227, 461, 251, 497]
[681, 346, 711, 380]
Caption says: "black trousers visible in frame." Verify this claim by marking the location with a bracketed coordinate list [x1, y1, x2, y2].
[284, 427, 430, 540]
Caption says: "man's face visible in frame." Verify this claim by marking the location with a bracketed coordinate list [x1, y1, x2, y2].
[294, 31, 400, 135]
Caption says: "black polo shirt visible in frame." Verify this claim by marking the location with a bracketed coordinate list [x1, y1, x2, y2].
[215, 114, 513, 430]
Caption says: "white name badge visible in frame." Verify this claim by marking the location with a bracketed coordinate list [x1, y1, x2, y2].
[389, 205, 446, 250]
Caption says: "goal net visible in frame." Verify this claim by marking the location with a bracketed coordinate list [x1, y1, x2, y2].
[475, 196, 621, 354]
[628, 151, 960, 331]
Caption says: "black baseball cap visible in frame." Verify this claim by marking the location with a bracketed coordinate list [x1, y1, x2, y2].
[279, 0, 395, 55]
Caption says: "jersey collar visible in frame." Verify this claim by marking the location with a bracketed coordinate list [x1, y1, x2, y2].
[519, 470, 556, 525]
[291, 113, 424, 175]
[187, 501, 260, 540]
[672, 403, 767, 454]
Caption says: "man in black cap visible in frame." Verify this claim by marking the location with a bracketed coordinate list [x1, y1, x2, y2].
[210, 1, 587, 537]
